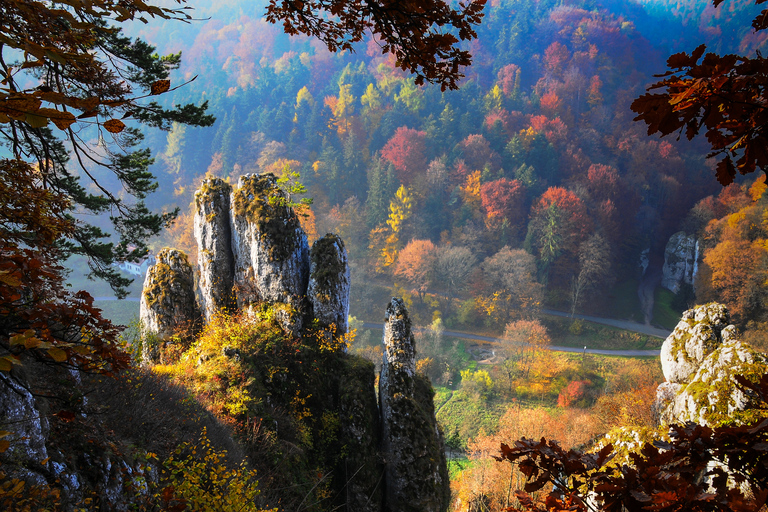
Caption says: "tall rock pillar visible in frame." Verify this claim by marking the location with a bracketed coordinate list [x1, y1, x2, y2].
[308, 234, 351, 335]
[194, 178, 235, 322]
[379, 298, 449, 512]
[230, 173, 310, 331]
[140, 248, 200, 361]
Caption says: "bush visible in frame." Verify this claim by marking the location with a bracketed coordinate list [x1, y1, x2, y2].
[152, 428, 276, 512]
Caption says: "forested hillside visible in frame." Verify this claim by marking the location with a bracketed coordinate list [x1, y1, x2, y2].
[125, 0, 761, 329]
[4, 0, 768, 509]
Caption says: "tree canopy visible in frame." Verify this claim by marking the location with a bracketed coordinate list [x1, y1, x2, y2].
[0, 0, 215, 296]
[632, 0, 768, 185]
[265, 0, 487, 91]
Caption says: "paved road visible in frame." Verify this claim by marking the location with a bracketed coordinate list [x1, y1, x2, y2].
[362, 322, 662, 357]
[93, 297, 667, 357]
[541, 309, 671, 339]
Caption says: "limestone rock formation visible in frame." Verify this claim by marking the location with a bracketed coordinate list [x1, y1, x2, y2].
[230, 173, 309, 330]
[308, 234, 350, 334]
[0, 373, 49, 479]
[659, 303, 729, 383]
[194, 178, 235, 322]
[661, 231, 699, 294]
[140, 248, 200, 360]
[656, 303, 768, 427]
[337, 357, 383, 512]
[379, 298, 449, 512]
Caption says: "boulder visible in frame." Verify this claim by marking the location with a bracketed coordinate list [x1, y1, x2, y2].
[660, 303, 729, 383]
[656, 303, 768, 427]
[140, 248, 200, 360]
[308, 234, 350, 335]
[379, 298, 449, 512]
[194, 178, 235, 322]
[230, 173, 309, 331]
[661, 231, 698, 294]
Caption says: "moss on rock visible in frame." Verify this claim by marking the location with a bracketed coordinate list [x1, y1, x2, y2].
[231, 173, 301, 263]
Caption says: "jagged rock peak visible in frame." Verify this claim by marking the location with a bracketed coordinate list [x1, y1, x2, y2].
[656, 303, 768, 427]
[140, 248, 199, 360]
[308, 234, 350, 335]
[661, 231, 698, 294]
[194, 177, 235, 322]
[229, 174, 310, 317]
[379, 298, 449, 512]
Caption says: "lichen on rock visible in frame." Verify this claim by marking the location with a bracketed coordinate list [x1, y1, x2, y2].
[379, 298, 449, 512]
[229, 174, 309, 331]
[140, 248, 200, 361]
[659, 303, 729, 384]
[308, 234, 350, 334]
[656, 303, 768, 427]
[194, 177, 235, 322]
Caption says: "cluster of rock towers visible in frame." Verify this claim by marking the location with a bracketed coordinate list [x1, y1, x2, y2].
[138, 173, 449, 512]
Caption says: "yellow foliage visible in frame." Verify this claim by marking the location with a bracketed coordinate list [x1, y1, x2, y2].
[750, 174, 767, 201]
[156, 428, 276, 512]
[460, 170, 482, 210]
[380, 185, 413, 269]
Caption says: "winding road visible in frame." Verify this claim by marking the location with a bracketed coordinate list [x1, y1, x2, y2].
[361, 319, 666, 358]
[93, 297, 669, 357]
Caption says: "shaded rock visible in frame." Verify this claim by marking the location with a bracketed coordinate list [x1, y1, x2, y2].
[379, 298, 449, 512]
[0, 373, 49, 465]
[659, 304, 729, 383]
[308, 234, 350, 335]
[194, 178, 235, 322]
[140, 248, 200, 360]
[661, 231, 698, 294]
[337, 356, 383, 512]
[230, 173, 309, 331]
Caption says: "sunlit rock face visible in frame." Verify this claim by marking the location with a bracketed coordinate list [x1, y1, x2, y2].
[140, 248, 199, 360]
[656, 303, 768, 427]
[230, 173, 309, 331]
[661, 231, 698, 294]
[379, 298, 449, 512]
[308, 234, 350, 335]
[194, 178, 235, 322]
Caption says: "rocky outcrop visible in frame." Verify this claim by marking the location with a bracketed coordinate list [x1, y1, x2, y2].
[661, 231, 698, 294]
[140, 248, 200, 360]
[379, 298, 449, 512]
[230, 173, 310, 331]
[194, 178, 234, 322]
[308, 234, 350, 334]
[656, 303, 768, 427]
[0, 373, 49, 485]
[337, 356, 383, 512]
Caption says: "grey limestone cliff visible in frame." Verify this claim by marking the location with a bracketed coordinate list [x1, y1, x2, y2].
[379, 298, 449, 512]
[194, 178, 235, 322]
[661, 231, 698, 294]
[140, 248, 200, 360]
[308, 234, 350, 334]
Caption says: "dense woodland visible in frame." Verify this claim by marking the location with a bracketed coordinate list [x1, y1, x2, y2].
[137, 0, 766, 332]
[3, 0, 768, 510]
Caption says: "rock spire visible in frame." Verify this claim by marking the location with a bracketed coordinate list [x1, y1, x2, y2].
[379, 298, 449, 512]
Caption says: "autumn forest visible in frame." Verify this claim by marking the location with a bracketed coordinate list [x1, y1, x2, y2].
[2, 0, 768, 510]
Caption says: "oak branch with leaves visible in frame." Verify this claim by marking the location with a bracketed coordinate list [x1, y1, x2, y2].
[631, 0, 768, 186]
